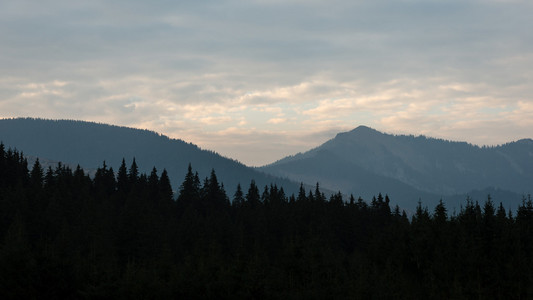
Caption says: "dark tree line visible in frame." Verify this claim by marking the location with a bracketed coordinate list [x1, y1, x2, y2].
[1, 144, 532, 299]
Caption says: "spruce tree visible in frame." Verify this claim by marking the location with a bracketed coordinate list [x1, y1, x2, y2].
[233, 184, 244, 207]
[434, 199, 447, 224]
[245, 180, 260, 208]
[117, 159, 129, 193]
[159, 169, 173, 203]
[30, 159, 43, 188]
[177, 164, 200, 209]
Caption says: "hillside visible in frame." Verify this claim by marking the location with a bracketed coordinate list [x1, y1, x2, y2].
[0, 118, 301, 196]
[260, 126, 532, 210]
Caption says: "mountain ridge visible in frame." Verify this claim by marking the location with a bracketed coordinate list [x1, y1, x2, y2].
[260, 125, 532, 210]
[0, 117, 303, 197]
[1, 118, 530, 210]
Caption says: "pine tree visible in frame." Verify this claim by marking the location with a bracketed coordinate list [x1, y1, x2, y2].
[128, 158, 139, 184]
[245, 180, 260, 208]
[148, 167, 159, 194]
[44, 166, 55, 188]
[117, 159, 129, 193]
[483, 195, 496, 222]
[233, 184, 244, 207]
[434, 199, 447, 224]
[159, 169, 173, 203]
[297, 183, 306, 202]
[261, 185, 270, 204]
[0, 143, 5, 189]
[356, 197, 367, 210]
[204, 169, 227, 209]
[315, 183, 325, 202]
[329, 192, 343, 206]
[93, 161, 116, 195]
[30, 159, 44, 188]
[496, 202, 507, 222]
[349, 194, 355, 206]
[413, 200, 430, 224]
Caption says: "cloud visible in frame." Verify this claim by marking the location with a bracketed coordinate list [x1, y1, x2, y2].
[267, 118, 287, 124]
[199, 116, 233, 125]
[0, 0, 532, 165]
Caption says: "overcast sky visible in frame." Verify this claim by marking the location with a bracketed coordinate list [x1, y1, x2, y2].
[1, 0, 532, 166]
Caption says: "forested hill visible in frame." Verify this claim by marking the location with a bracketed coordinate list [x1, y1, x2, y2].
[1, 143, 533, 298]
[260, 125, 532, 210]
[0, 117, 300, 196]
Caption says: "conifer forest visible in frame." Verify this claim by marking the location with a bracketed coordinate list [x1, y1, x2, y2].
[1, 144, 532, 299]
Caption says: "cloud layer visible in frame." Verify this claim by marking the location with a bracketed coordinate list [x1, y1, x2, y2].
[1, 0, 532, 166]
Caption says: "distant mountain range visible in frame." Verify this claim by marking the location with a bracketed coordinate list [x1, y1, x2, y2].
[1, 118, 531, 211]
[259, 126, 533, 210]
[0, 118, 302, 197]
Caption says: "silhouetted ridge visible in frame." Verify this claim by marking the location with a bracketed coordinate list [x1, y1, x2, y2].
[349, 125, 379, 134]
[260, 125, 532, 211]
[0, 117, 302, 196]
[515, 138, 533, 145]
[335, 125, 381, 139]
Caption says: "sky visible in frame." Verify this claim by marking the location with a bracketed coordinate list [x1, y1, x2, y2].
[1, 0, 532, 166]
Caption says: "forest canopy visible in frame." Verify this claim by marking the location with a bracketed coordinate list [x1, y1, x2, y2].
[1, 143, 532, 298]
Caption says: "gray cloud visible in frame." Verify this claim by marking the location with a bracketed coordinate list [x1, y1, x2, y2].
[1, 0, 532, 165]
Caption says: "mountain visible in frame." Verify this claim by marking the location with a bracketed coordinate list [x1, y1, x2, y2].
[260, 125, 532, 210]
[0, 118, 301, 196]
[2, 119, 530, 211]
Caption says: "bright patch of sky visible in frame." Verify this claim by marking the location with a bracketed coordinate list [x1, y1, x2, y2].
[1, 0, 532, 166]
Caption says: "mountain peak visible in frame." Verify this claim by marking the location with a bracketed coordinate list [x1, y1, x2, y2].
[334, 125, 382, 140]
[351, 125, 380, 133]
